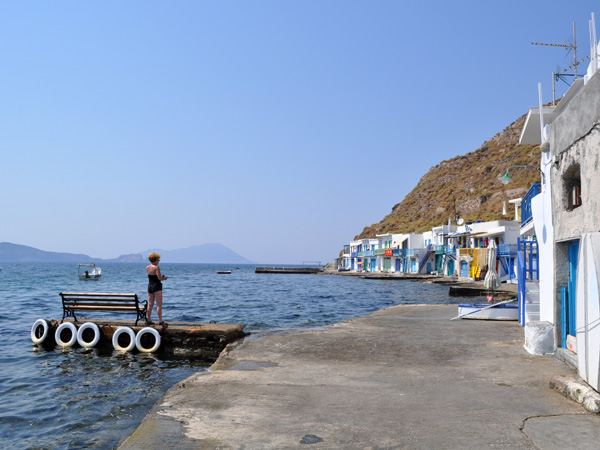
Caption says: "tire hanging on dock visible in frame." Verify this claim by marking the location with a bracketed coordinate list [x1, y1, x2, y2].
[55, 322, 78, 348]
[112, 327, 136, 352]
[31, 319, 49, 345]
[76, 322, 101, 348]
[135, 327, 161, 353]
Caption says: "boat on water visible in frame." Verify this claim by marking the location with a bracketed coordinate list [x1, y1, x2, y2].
[457, 302, 518, 320]
[78, 263, 102, 280]
[216, 270, 232, 274]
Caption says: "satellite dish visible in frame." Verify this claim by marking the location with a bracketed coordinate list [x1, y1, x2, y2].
[457, 218, 464, 225]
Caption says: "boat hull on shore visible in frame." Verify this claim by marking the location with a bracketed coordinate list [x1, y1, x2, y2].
[457, 304, 518, 320]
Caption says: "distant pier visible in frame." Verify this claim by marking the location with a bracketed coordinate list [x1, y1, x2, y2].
[255, 266, 323, 274]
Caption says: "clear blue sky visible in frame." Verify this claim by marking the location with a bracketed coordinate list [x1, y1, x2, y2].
[1, 1, 597, 264]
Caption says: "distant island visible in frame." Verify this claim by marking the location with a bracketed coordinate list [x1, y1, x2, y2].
[0, 242, 253, 264]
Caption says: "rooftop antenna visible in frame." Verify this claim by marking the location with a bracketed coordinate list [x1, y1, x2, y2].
[532, 21, 586, 105]
[590, 13, 598, 75]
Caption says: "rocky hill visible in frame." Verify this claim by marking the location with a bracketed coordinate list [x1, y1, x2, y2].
[356, 112, 540, 239]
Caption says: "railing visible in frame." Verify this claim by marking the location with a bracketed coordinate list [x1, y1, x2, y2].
[448, 245, 458, 254]
[418, 252, 429, 273]
[521, 183, 540, 226]
[374, 249, 385, 256]
[392, 249, 400, 257]
[459, 248, 474, 257]
[405, 249, 419, 257]
[363, 250, 374, 257]
[518, 238, 539, 281]
[351, 252, 357, 258]
[357, 252, 364, 257]
[385, 249, 393, 257]
[498, 244, 517, 257]
[518, 250, 526, 326]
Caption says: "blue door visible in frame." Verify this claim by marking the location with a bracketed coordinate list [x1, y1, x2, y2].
[396, 260, 402, 272]
[460, 261, 469, 277]
[427, 262, 432, 273]
[411, 259, 417, 273]
[567, 241, 579, 337]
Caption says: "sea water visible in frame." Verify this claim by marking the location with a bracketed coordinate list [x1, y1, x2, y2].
[0, 262, 473, 449]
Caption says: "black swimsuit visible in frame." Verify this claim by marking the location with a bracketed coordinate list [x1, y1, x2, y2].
[148, 274, 163, 293]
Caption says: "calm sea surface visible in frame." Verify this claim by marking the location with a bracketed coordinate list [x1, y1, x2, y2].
[0, 262, 474, 449]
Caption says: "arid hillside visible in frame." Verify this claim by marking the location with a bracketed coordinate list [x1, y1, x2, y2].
[355, 113, 540, 240]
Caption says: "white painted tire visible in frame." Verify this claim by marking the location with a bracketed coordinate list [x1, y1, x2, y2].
[77, 322, 101, 348]
[135, 327, 161, 353]
[112, 327, 136, 352]
[31, 319, 49, 345]
[55, 322, 78, 348]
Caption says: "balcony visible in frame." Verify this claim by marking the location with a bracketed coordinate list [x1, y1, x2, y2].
[357, 252, 364, 257]
[363, 250, 374, 257]
[392, 249, 400, 257]
[374, 249, 385, 256]
[385, 249, 393, 257]
[498, 244, 517, 257]
[459, 248, 474, 257]
[351, 252, 357, 258]
[521, 183, 540, 227]
[436, 245, 457, 255]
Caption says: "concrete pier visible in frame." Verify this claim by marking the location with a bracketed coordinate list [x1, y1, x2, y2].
[255, 266, 323, 274]
[118, 305, 600, 449]
[40, 319, 246, 359]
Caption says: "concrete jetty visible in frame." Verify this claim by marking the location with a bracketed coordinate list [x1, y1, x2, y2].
[255, 266, 323, 274]
[41, 319, 246, 359]
[118, 305, 600, 449]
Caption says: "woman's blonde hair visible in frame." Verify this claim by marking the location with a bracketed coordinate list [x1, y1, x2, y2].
[148, 252, 161, 262]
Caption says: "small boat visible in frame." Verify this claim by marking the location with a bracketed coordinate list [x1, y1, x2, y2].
[78, 263, 102, 280]
[457, 302, 518, 320]
[216, 270, 232, 274]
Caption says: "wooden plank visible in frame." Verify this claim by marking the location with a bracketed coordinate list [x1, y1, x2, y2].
[60, 292, 137, 299]
[65, 302, 138, 308]
[64, 299, 138, 305]
[67, 306, 138, 312]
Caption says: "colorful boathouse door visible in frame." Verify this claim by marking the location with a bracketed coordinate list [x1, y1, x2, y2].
[460, 261, 469, 278]
[561, 241, 579, 348]
[447, 260, 455, 276]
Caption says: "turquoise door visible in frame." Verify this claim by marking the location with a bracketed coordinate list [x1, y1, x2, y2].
[411, 259, 417, 273]
[447, 260, 455, 276]
[427, 262, 432, 273]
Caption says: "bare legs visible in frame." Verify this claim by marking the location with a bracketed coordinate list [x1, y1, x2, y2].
[147, 291, 163, 323]
[155, 291, 163, 323]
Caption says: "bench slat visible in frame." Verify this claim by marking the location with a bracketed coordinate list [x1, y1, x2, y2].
[63, 299, 138, 305]
[60, 292, 137, 298]
[64, 302, 139, 308]
[67, 306, 139, 312]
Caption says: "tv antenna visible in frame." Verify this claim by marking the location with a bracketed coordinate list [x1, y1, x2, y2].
[532, 21, 588, 105]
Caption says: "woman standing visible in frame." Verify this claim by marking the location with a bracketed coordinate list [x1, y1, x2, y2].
[146, 252, 168, 325]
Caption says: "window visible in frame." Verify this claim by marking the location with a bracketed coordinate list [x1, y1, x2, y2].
[563, 164, 581, 211]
